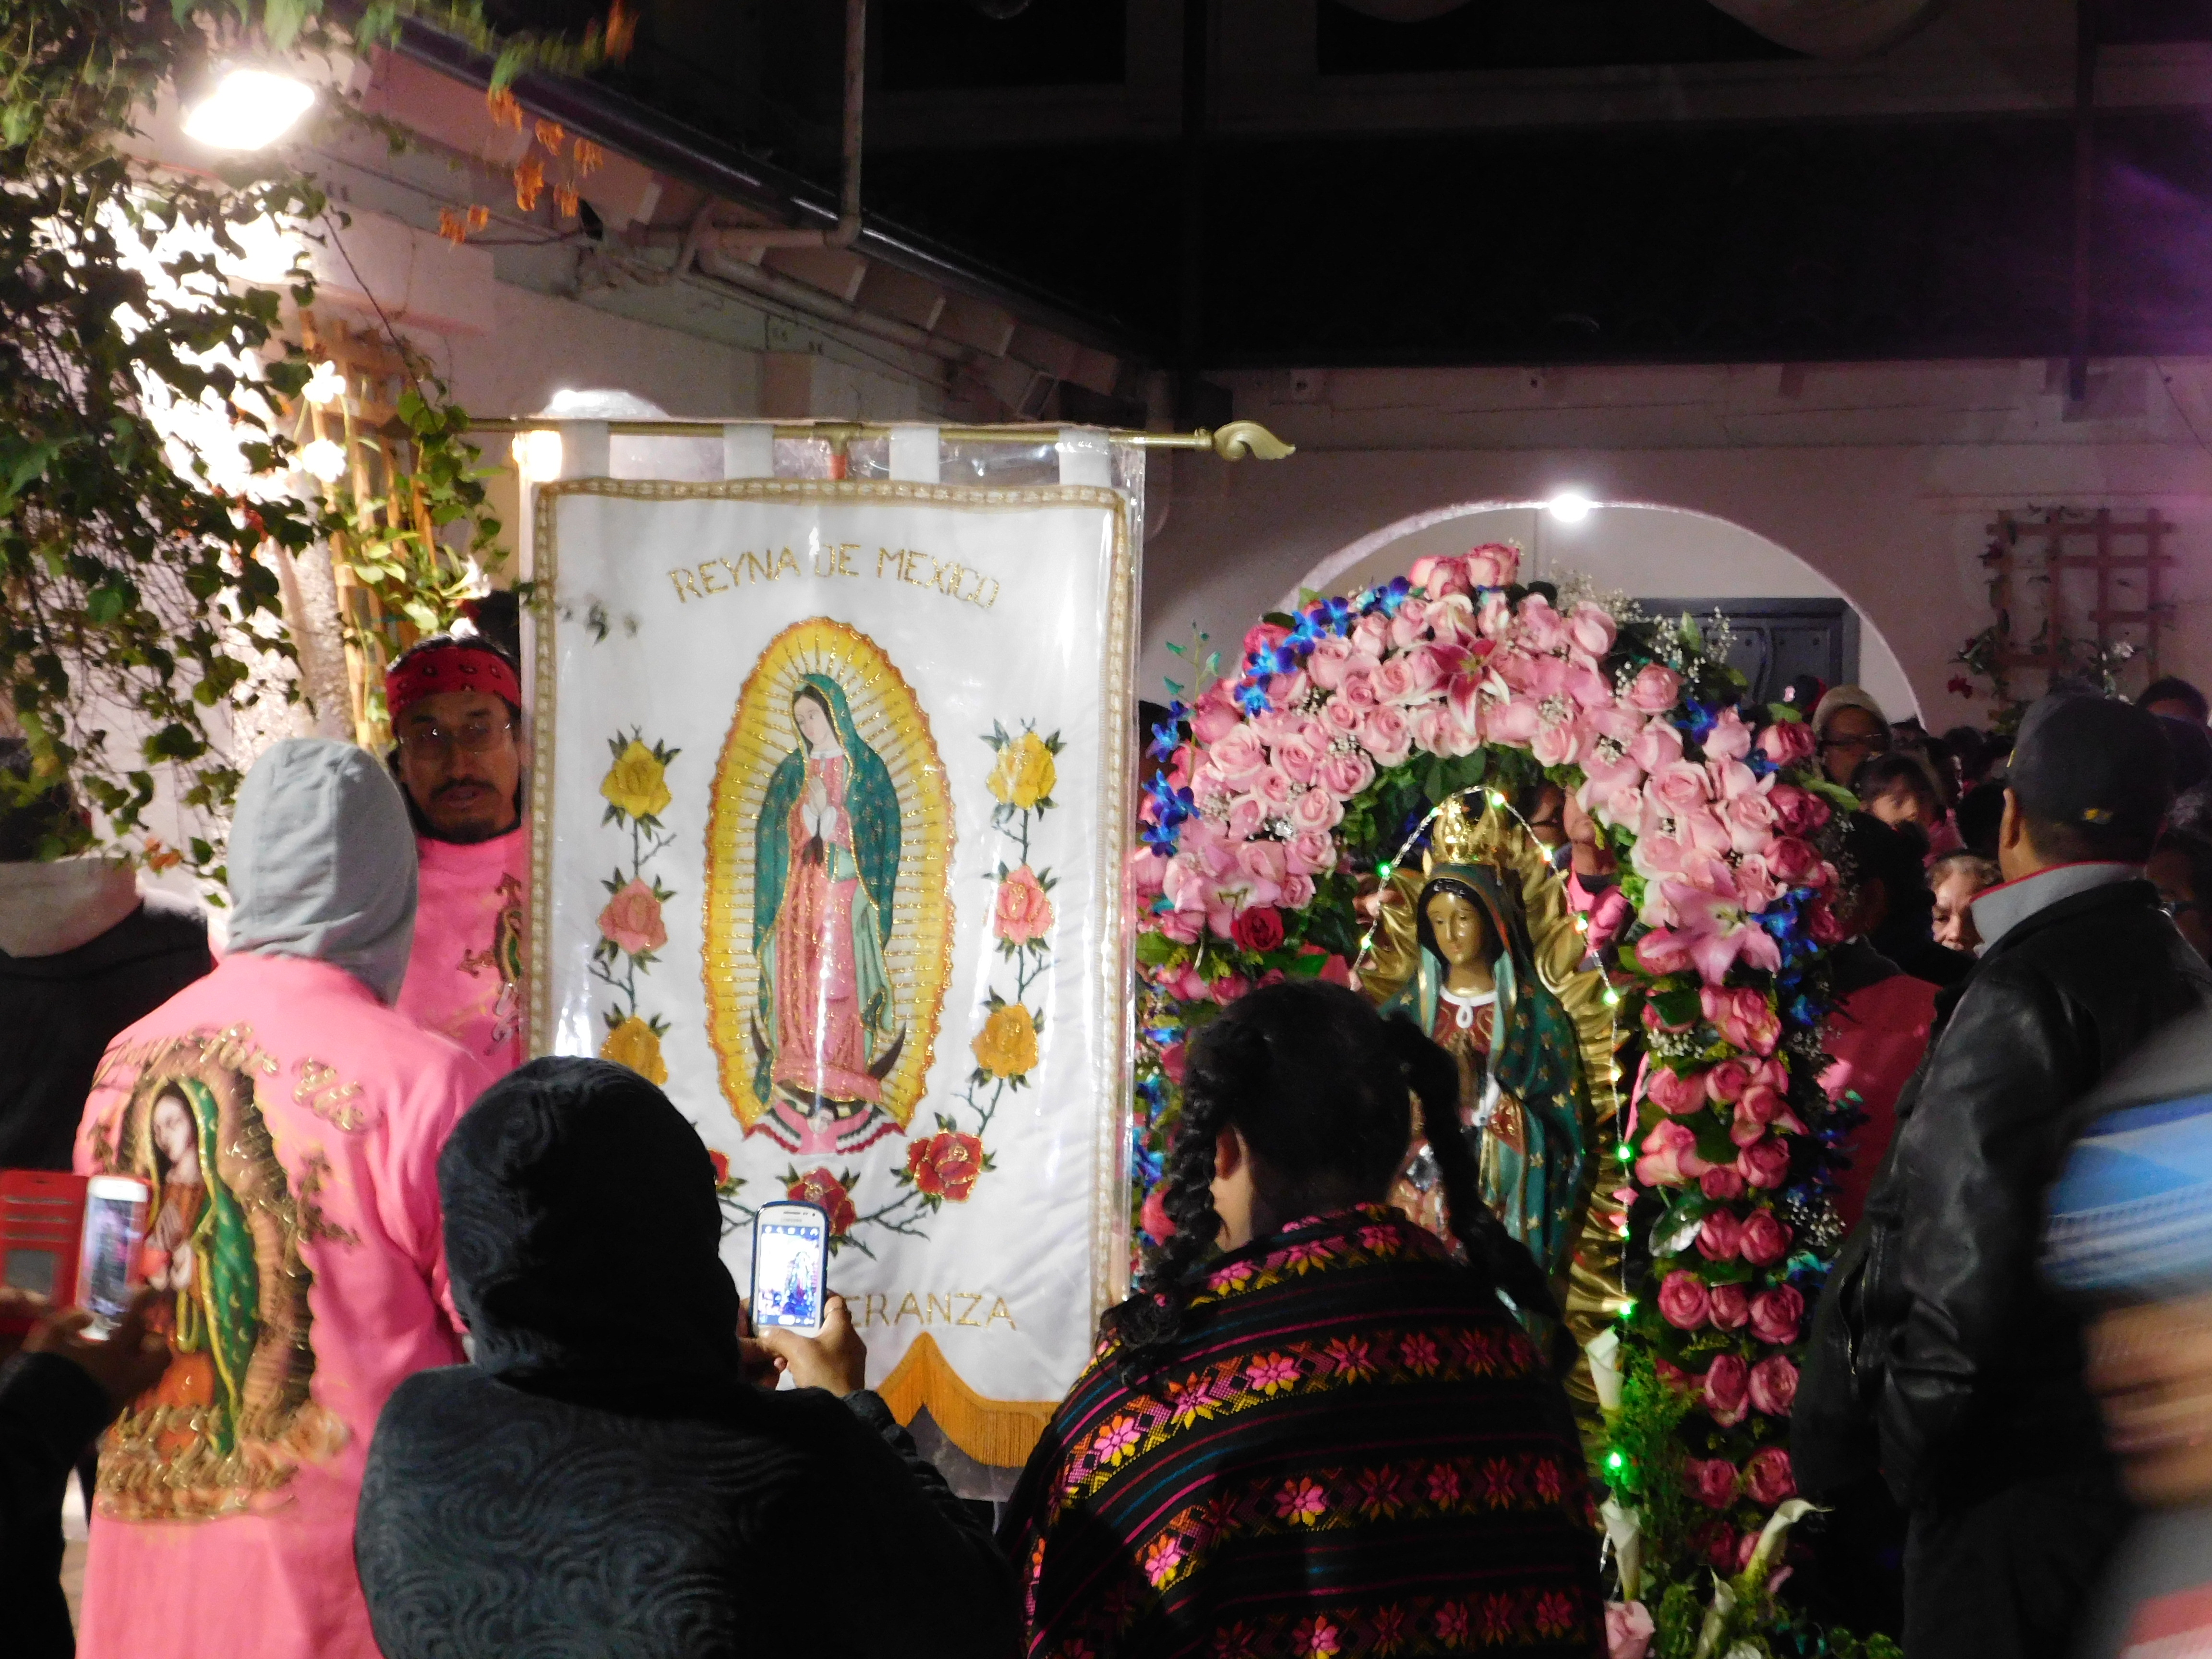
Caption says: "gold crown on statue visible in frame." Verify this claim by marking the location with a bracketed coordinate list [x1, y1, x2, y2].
[1425, 790, 1513, 871]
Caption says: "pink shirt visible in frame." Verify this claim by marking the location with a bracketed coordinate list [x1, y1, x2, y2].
[395, 827, 529, 1078]
[72, 952, 492, 1659]
[1822, 972, 1941, 1227]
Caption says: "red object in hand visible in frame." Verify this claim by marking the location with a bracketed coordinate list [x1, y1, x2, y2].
[0, 1170, 88, 1333]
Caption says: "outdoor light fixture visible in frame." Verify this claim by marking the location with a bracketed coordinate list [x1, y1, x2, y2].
[1545, 491, 1595, 524]
[511, 430, 564, 481]
[182, 69, 316, 151]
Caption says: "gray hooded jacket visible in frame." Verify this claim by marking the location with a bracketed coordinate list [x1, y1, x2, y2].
[225, 738, 417, 1004]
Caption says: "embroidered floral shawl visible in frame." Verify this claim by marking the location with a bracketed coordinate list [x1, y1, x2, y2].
[999, 1205, 1601, 1659]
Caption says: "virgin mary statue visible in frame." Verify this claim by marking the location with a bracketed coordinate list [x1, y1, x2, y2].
[1368, 795, 1613, 1304]
[751, 673, 905, 1150]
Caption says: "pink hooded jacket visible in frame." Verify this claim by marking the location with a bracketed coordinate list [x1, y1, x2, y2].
[72, 739, 492, 1659]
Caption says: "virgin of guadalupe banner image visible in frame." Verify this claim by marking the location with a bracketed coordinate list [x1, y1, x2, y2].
[528, 478, 1135, 1474]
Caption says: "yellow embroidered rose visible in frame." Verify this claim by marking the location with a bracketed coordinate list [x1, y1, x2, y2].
[601, 740, 671, 821]
[600, 1015, 669, 1085]
[987, 731, 1056, 812]
[972, 1002, 1039, 1081]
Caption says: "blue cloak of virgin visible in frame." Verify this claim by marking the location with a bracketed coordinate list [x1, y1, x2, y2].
[751, 672, 903, 1111]
[1378, 861, 1592, 1289]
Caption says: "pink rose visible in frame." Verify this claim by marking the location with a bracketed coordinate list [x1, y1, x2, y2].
[1285, 828, 1335, 876]
[1739, 1210, 1793, 1268]
[1734, 1088, 1787, 1148]
[1408, 705, 1451, 756]
[1274, 732, 1325, 787]
[1637, 1120, 1712, 1189]
[1338, 666, 1379, 709]
[1737, 1136, 1790, 1190]
[1517, 595, 1567, 653]
[1290, 787, 1345, 832]
[1766, 836, 1826, 888]
[1744, 1446, 1797, 1506]
[1158, 1041, 1187, 1083]
[1704, 706, 1754, 762]
[1389, 596, 1430, 644]
[1242, 622, 1290, 661]
[1155, 908, 1203, 946]
[1704, 986, 1782, 1057]
[1225, 794, 1267, 840]
[1677, 805, 1732, 858]
[1627, 664, 1683, 715]
[1128, 847, 1168, 900]
[1697, 1209, 1745, 1262]
[1655, 1357, 1694, 1393]
[1722, 790, 1779, 855]
[1629, 718, 1685, 772]
[1734, 854, 1783, 914]
[993, 865, 1057, 945]
[1395, 645, 1447, 700]
[1358, 705, 1414, 766]
[1267, 670, 1309, 709]
[1306, 636, 1355, 691]
[1352, 613, 1391, 657]
[1768, 782, 1829, 836]
[1158, 963, 1208, 1002]
[1280, 873, 1316, 910]
[1749, 1285, 1805, 1346]
[1684, 1455, 1738, 1511]
[1237, 841, 1289, 886]
[1702, 1352, 1750, 1427]
[1705, 1059, 1753, 1106]
[1646, 1067, 1708, 1117]
[1805, 894, 1848, 947]
[1749, 1354, 1800, 1417]
[1759, 718, 1817, 768]
[1254, 767, 1294, 810]
[597, 878, 668, 956]
[1211, 726, 1267, 791]
[1657, 1268, 1712, 1330]
[1372, 656, 1419, 705]
[1465, 542, 1520, 588]
[1648, 760, 1712, 816]
[1211, 973, 1253, 1006]
[1411, 553, 1472, 599]
[1190, 684, 1242, 744]
[1701, 1166, 1747, 1202]
[1475, 590, 1513, 639]
[1313, 750, 1371, 801]
[1709, 1283, 1751, 1329]
[1568, 601, 1618, 658]
[1605, 1600, 1655, 1659]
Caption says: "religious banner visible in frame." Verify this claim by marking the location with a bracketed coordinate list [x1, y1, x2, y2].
[528, 476, 1136, 1474]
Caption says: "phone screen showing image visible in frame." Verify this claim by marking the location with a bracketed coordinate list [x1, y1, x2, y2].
[79, 1188, 146, 1331]
[752, 1208, 827, 1332]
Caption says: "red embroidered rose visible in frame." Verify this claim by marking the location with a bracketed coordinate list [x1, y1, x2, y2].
[708, 1150, 731, 1187]
[906, 1132, 985, 1202]
[1231, 905, 1286, 953]
[597, 878, 667, 956]
[786, 1167, 855, 1236]
[993, 865, 1055, 945]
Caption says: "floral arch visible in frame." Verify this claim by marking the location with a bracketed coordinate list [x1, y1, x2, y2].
[1127, 543, 1867, 1652]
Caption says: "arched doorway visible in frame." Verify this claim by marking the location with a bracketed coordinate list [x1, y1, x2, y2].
[1295, 499, 1918, 720]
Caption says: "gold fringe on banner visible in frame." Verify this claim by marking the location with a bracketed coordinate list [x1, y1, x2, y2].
[876, 1334, 1059, 1469]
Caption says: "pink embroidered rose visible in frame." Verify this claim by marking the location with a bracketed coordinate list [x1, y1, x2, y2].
[1739, 1210, 1793, 1268]
[1759, 717, 1817, 768]
[1657, 1268, 1711, 1330]
[1750, 1285, 1805, 1346]
[1697, 1209, 1745, 1262]
[1290, 787, 1345, 832]
[1744, 1446, 1797, 1506]
[1737, 1135, 1791, 1190]
[1567, 601, 1618, 659]
[1749, 1354, 1800, 1417]
[993, 865, 1056, 945]
[1684, 1456, 1738, 1511]
[1465, 542, 1520, 588]
[1306, 636, 1356, 691]
[1708, 1283, 1751, 1330]
[597, 878, 668, 956]
[1645, 1066, 1708, 1117]
[1317, 750, 1376, 800]
[1701, 1165, 1747, 1202]
[1358, 706, 1414, 767]
[1705, 1059, 1753, 1105]
[1627, 664, 1683, 714]
[1702, 1352, 1751, 1427]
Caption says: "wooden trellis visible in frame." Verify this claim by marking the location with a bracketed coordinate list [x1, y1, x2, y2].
[1984, 507, 2174, 693]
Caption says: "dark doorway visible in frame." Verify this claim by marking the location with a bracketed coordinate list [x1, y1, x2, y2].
[1638, 598, 1859, 706]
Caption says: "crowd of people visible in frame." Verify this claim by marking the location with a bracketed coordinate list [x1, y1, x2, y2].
[7, 638, 2212, 1657]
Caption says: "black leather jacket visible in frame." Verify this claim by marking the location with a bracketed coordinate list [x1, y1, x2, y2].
[1801, 878, 2212, 1509]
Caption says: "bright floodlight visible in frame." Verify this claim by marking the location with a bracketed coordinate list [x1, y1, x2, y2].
[511, 430, 564, 481]
[183, 70, 316, 151]
[1546, 491, 1595, 524]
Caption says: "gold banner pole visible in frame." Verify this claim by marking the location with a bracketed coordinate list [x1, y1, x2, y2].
[459, 417, 1294, 462]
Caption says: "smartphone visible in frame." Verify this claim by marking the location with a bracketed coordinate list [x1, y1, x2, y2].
[76, 1176, 151, 1338]
[750, 1201, 830, 1338]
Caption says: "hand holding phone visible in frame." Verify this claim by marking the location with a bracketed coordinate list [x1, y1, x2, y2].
[755, 1294, 867, 1398]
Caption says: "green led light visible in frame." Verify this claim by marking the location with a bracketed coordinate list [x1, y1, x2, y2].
[1605, 1450, 1626, 1471]
[1615, 1142, 1633, 1162]
[1602, 989, 1620, 1006]
[1377, 863, 1394, 878]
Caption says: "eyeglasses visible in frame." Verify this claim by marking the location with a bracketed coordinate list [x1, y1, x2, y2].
[1820, 731, 1892, 754]
[397, 715, 514, 760]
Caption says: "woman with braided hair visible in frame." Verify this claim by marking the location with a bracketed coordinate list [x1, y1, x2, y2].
[999, 980, 1599, 1659]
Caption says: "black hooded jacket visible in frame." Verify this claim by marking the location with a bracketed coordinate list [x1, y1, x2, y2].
[354, 1058, 1020, 1658]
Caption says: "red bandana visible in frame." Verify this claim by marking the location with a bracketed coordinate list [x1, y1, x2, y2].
[385, 643, 521, 724]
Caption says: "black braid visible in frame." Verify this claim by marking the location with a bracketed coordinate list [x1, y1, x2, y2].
[1382, 1013, 1561, 1330]
[1099, 1019, 1264, 1379]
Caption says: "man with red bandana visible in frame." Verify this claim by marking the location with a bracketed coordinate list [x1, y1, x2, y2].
[386, 635, 530, 1076]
